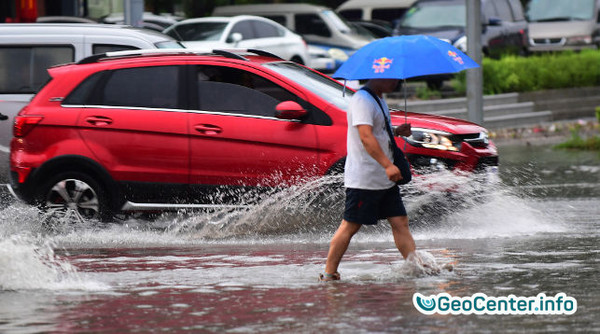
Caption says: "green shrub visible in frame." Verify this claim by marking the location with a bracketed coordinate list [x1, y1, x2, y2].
[456, 50, 600, 95]
[554, 125, 600, 150]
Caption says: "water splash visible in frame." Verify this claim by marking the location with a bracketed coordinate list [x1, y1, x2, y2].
[0, 167, 566, 246]
[0, 235, 108, 291]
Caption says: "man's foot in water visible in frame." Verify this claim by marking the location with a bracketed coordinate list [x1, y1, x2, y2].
[318, 272, 341, 282]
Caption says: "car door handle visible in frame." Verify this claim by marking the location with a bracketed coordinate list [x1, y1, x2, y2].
[85, 116, 113, 126]
[194, 124, 222, 135]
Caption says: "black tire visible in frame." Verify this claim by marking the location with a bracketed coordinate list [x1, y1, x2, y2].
[37, 171, 111, 223]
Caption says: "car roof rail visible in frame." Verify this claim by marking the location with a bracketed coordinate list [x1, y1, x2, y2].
[212, 49, 248, 61]
[77, 48, 209, 64]
[76, 48, 281, 65]
[246, 49, 283, 60]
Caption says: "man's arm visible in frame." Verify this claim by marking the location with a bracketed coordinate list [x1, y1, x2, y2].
[357, 124, 402, 183]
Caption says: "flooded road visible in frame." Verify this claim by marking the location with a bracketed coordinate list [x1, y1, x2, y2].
[1, 142, 599, 333]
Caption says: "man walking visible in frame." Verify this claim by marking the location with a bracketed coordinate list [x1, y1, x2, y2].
[320, 78, 418, 281]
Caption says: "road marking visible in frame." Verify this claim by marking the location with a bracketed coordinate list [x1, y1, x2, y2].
[0, 145, 8, 153]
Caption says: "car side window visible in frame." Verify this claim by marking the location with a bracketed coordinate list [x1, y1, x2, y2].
[493, 0, 515, 22]
[93, 44, 140, 54]
[295, 14, 332, 37]
[229, 20, 256, 40]
[63, 71, 106, 105]
[252, 20, 282, 38]
[99, 66, 180, 109]
[338, 9, 362, 21]
[0, 46, 73, 94]
[373, 9, 409, 23]
[196, 65, 296, 118]
[264, 15, 287, 27]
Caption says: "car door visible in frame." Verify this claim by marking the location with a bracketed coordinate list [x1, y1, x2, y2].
[188, 63, 320, 188]
[244, 20, 290, 59]
[227, 19, 289, 59]
[75, 65, 189, 185]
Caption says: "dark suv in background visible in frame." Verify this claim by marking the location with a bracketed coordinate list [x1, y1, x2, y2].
[393, 0, 528, 88]
[394, 0, 528, 57]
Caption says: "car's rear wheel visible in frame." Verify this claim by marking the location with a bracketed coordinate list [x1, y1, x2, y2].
[37, 172, 111, 224]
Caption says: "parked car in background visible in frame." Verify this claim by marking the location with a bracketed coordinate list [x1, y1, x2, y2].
[213, 3, 374, 69]
[526, 0, 600, 52]
[337, 0, 416, 26]
[101, 12, 183, 32]
[9, 49, 498, 221]
[163, 15, 309, 65]
[393, 0, 528, 88]
[307, 45, 337, 73]
[0, 23, 183, 182]
[394, 0, 528, 57]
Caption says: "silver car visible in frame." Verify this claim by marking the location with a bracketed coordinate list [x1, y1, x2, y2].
[163, 15, 310, 66]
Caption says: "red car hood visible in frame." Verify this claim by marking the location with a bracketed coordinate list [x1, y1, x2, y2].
[391, 111, 486, 134]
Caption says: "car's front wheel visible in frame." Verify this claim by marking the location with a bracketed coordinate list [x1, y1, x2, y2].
[37, 172, 110, 223]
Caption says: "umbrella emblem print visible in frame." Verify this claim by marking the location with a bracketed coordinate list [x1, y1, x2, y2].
[447, 51, 464, 65]
[373, 57, 393, 74]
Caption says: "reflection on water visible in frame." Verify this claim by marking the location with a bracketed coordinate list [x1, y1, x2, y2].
[0, 143, 599, 333]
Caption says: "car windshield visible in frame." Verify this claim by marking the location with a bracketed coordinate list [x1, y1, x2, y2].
[263, 62, 353, 110]
[322, 9, 374, 39]
[399, 3, 466, 29]
[526, 0, 596, 22]
[170, 22, 228, 41]
[322, 10, 353, 33]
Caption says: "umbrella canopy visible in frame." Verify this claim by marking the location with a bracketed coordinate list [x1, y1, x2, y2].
[333, 35, 479, 80]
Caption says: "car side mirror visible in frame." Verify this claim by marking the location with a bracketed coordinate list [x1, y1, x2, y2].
[275, 101, 307, 120]
[227, 32, 243, 46]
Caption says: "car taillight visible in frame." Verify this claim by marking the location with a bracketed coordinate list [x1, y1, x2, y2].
[13, 115, 44, 137]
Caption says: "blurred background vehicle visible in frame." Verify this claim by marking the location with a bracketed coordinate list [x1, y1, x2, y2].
[101, 12, 183, 32]
[526, 0, 600, 52]
[213, 3, 374, 69]
[163, 15, 309, 65]
[393, 0, 528, 89]
[337, 0, 416, 27]
[394, 0, 528, 57]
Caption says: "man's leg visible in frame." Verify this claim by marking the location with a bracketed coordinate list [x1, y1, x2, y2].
[388, 215, 415, 259]
[324, 219, 362, 275]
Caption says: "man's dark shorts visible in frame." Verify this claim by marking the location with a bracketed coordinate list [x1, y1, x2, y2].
[343, 185, 407, 225]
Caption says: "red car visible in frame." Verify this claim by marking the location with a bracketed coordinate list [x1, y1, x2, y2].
[9, 49, 498, 220]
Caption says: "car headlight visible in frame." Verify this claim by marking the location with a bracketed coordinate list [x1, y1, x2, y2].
[404, 128, 459, 151]
[328, 48, 349, 61]
[453, 36, 467, 52]
[566, 35, 592, 45]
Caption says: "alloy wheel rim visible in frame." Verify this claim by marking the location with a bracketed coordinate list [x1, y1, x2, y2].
[45, 179, 100, 221]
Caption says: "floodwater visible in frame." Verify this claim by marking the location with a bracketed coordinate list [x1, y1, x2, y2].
[1, 142, 599, 333]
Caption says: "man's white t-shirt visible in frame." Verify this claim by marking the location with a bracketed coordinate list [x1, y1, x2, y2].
[344, 89, 395, 190]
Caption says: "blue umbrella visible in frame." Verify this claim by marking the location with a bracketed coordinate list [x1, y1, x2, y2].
[333, 35, 479, 125]
[333, 35, 479, 80]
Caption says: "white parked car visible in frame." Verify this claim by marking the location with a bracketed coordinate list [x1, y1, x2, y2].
[163, 15, 309, 65]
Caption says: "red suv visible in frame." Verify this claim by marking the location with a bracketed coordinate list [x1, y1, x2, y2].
[10, 49, 498, 220]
